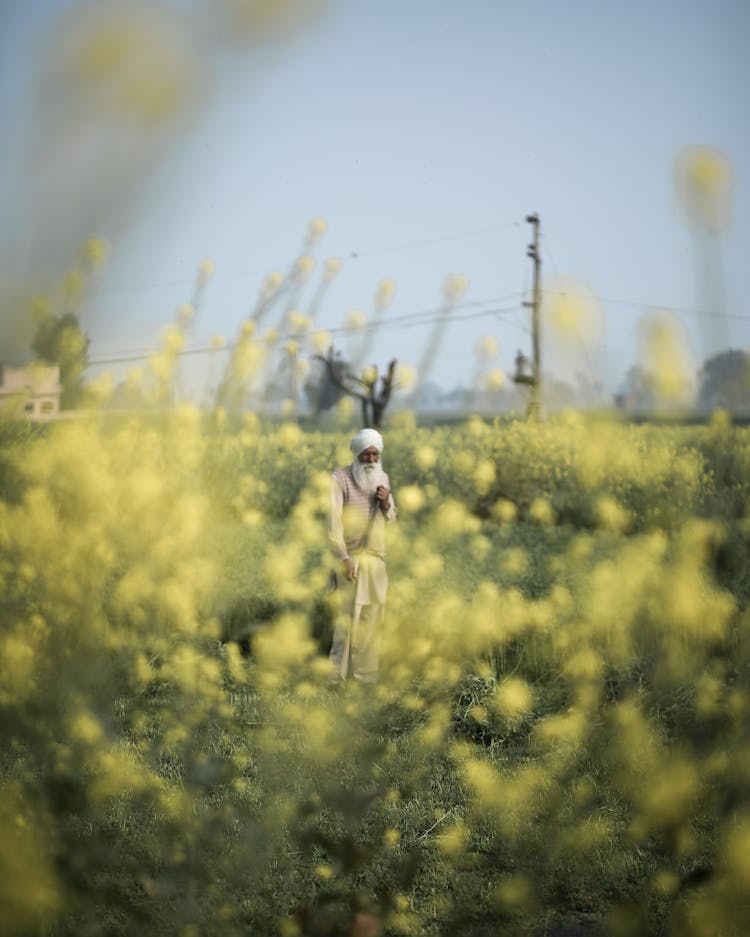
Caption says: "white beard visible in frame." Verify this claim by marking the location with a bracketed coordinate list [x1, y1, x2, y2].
[352, 460, 385, 496]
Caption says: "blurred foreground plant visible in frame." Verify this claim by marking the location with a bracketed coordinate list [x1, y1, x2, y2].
[1, 413, 749, 935]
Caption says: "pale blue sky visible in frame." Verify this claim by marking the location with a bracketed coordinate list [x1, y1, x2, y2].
[2, 0, 749, 401]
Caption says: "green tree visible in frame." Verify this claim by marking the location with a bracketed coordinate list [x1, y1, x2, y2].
[31, 313, 90, 409]
[699, 349, 750, 413]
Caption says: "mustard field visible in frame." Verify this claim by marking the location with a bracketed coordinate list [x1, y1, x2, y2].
[1, 410, 749, 936]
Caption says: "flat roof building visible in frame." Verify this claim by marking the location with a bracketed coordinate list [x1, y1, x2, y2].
[0, 362, 62, 419]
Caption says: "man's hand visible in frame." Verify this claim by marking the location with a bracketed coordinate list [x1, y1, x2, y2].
[342, 557, 357, 581]
[375, 485, 390, 504]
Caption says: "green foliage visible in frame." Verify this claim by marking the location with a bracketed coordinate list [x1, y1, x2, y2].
[31, 312, 91, 408]
[699, 349, 750, 413]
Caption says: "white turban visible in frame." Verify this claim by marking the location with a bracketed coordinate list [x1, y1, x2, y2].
[350, 428, 383, 456]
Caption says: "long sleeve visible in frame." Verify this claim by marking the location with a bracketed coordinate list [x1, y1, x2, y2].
[328, 475, 349, 561]
[380, 486, 397, 522]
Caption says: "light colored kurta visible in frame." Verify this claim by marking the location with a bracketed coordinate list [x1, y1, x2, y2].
[327, 465, 396, 682]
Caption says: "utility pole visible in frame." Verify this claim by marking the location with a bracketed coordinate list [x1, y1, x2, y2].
[513, 213, 542, 418]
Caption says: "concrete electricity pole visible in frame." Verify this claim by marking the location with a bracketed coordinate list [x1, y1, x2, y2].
[514, 212, 542, 419]
[527, 212, 542, 419]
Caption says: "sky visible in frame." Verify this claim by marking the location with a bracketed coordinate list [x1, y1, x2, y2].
[1, 0, 749, 407]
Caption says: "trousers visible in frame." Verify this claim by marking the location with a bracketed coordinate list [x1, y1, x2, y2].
[328, 553, 387, 683]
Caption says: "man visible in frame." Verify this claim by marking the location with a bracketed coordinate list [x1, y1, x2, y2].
[328, 427, 396, 683]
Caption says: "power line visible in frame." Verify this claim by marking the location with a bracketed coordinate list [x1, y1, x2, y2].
[87, 284, 749, 369]
[88, 296, 524, 366]
[372, 304, 520, 335]
[89, 305, 523, 366]
[336, 291, 523, 332]
[95, 268, 272, 295]
[93, 219, 525, 296]
[346, 221, 524, 258]
[544, 290, 750, 322]
[88, 291, 749, 369]
[540, 234, 750, 323]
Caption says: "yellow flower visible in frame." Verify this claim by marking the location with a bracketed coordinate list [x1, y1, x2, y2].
[499, 548, 528, 577]
[395, 362, 417, 392]
[442, 274, 469, 303]
[636, 758, 701, 833]
[177, 302, 195, 324]
[415, 445, 437, 471]
[197, 258, 216, 282]
[307, 217, 327, 244]
[0, 792, 61, 932]
[542, 277, 603, 347]
[309, 329, 332, 353]
[336, 396, 355, 420]
[161, 323, 186, 353]
[296, 255, 315, 276]
[263, 271, 284, 295]
[436, 820, 469, 857]
[484, 368, 506, 392]
[0, 633, 36, 704]
[676, 145, 733, 231]
[638, 308, 696, 405]
[490, 498, 518, 523]
[398, 485, 425, 514]
[345, 309, 367, 331]
[374, 278, 396, 310]
[529, 497, 556, 525]
[324, 257, 341, 279]
[723, 818, 750, 889]
[69, 710, 104, 746]
[473, 459, 496, 495]
[80, 237, 110, 269]
[493, 874, 533, 911]
[492, 677, 533, 719]
[57, 0, 203, 126]
[432, 500, 480, 537]
[474, 335, 499, 361]
[595, 495, 631, 533]
[361, 365, 377, 385]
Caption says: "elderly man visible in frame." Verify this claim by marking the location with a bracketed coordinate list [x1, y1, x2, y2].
[328, 428, 396, 683]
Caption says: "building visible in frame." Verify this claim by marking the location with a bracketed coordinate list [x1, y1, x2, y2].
[0, 362, 62, 419]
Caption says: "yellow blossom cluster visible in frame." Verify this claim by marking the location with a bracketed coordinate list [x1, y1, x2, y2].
[1, 411, 749, 936]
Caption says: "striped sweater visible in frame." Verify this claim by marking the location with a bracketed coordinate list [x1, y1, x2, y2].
[328, 465, 396, 561]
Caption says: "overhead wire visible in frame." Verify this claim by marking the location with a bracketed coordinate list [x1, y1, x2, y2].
[345, 220, 524, 258]
[540, 235, 607, 404]
[92, 219, 526, 295]
[85, 214, 748, 370]
[88, 294, 525, 366]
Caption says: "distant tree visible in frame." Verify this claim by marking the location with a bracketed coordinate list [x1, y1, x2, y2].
[699, 349, 750, 412]
[313, 346, 397, 429]
[303, 350, 349, 415]
[543, 376, 577, 411]
[624, 364, 657, 411]
[31, 313, 90, 409]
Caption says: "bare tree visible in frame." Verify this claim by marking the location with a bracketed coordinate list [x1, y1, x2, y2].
[314, 346, 397, 428]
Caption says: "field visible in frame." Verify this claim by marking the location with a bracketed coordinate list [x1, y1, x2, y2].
[1, 409, 750, 937]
